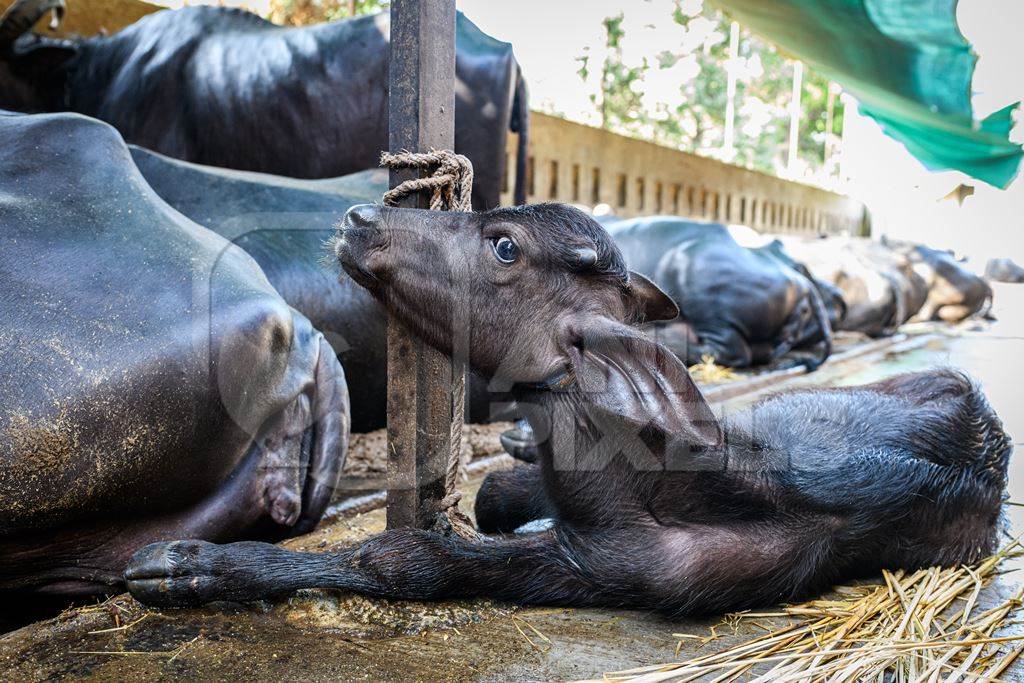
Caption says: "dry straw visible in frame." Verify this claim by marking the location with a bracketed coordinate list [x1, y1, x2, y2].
[688, 355, 740, 385]
[594, 537, 1024, 682]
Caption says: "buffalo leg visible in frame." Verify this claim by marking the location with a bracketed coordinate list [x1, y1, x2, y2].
[752, 305, 808, 367]
[936, 304, 972, 323]
[0, 411, 330, 600]
[749, 340, 786, 366]
[475, 465, 557, 533]
[690, 328, 753, 367]
[773, 342, 830, 371]
[125, 529, 610, 609]
[125, 521, 840, 616]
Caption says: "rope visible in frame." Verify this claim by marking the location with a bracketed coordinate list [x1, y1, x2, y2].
[380, 150, 474, 213]
[379, 149, 479, 541]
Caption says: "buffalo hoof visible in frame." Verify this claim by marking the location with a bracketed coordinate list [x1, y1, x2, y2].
[125, 540, 228, 608]
[499, 420, 539, 463]
[801, 357, 825, 372]
[774, 352, 825, 373]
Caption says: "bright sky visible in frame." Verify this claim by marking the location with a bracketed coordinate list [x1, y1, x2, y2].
[457, 1, 1022, 261]
[437, 1, 1015, 258]
[456, 0, 605, 124]
[159, 0, 1022, 259]
[456, 0, 1022, 137]
[165, 0, 1020, 151]
[837, 0, 1024, 261]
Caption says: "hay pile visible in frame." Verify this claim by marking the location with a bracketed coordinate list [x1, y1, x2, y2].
[688, 356, 739, 385]
[600, 538, 1024, 682]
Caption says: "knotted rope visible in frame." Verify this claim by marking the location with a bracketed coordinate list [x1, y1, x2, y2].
[380, 150, 474, 213]
[380, 149, 478, 541]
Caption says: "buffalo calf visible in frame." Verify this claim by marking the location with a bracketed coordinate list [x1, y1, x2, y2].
[126, 204, 1010, 616]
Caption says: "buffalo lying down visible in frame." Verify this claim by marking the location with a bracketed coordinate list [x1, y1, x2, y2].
[0, 0, 527, 210]
[126, 204, 1010, 617]
[786, 237, 991, 334]
[609, 216, 834, 370]
[0, 111, 349, 601]
[751, 238, 847, 332]
[129, 147, 506, 431]
[129, 146, 390, 432]
[782, 237, 926, 337]
[890, 242, 993, 322]
[849, 239, 929, 328]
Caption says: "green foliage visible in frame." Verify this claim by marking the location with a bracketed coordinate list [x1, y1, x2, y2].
[579, 0, 843, 180]
[595, 14, 648, 131]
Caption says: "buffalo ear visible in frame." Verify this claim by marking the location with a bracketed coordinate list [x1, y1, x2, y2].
[565, 318, 722, 450]
[626, 271, 678, 323]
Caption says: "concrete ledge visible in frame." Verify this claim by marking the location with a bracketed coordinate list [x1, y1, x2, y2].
[702, 332, 938, 402]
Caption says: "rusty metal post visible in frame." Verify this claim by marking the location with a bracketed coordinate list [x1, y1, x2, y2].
[385, 0, 460, 530]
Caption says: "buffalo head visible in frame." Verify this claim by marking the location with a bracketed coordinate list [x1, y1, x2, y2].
[334, 203, 678, 386]
[0, 0, 78, 112]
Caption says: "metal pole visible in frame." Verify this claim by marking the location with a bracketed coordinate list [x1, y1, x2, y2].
[386, 0, 459, 530]
[824, 81, 836, 167]
[786, 60, 803, 177]
[722, 21, 740, 160]
[838, 91, 852, 184]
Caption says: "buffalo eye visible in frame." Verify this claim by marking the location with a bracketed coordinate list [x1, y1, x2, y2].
[492, 236, 520, 264]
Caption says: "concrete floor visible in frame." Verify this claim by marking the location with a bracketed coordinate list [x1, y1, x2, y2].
[2, 285, 1023, 681]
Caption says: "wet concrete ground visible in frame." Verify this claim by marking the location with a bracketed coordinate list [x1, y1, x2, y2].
[2, 285, 1022, 681]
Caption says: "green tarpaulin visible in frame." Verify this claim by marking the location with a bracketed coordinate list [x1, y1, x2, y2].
[712, 0, 1022, 188]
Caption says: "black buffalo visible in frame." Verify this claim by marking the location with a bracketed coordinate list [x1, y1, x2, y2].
[609, 216, 834, 370]
[130, 146, 512, 432]
[854, 239, 929, 327]
[0, 0, 527, 210]
[885, 241, 993, 322]
[752, 238, 847, 331]
[0, 111, 348, 603]
[782, 237, 927, 337]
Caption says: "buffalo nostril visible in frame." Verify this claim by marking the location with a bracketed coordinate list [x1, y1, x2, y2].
[344, 204, 380, 230]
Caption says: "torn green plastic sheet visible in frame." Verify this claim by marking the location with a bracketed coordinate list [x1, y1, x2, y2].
[712, 0, 1022, 188]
